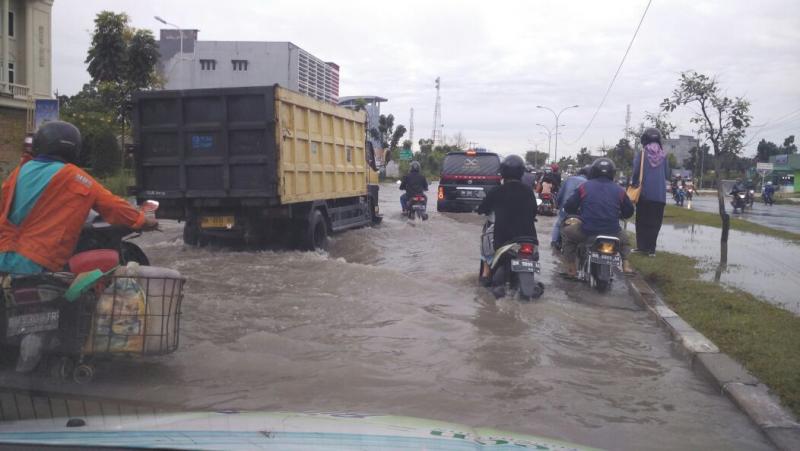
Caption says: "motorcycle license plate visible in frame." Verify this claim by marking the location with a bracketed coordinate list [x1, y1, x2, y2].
[412, 205, 426, 210]
[511, 259, 539, 273]
[6, 310, 59, 337]
[590, 252, 620, 265]
[201, 216, 235, 229]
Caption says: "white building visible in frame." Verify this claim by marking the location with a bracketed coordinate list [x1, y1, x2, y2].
[158, 30, 339, 104]
[339, 95, 388, 164]
[0, 0, 53, 172]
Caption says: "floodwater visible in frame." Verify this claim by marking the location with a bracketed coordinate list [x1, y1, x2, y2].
[688, 193, 800, 235]
[651, 222, 800, 314]
[2, 183, 773, 450]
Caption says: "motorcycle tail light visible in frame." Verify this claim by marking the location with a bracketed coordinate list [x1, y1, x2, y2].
[519, 243, 535, 256]
[438, 186, 444, 200]
[596, 241, 618, 255]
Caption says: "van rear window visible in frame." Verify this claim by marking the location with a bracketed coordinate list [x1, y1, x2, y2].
[442, 154, 501, 176]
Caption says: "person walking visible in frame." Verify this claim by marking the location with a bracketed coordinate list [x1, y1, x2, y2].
[631, 128, 670, 257]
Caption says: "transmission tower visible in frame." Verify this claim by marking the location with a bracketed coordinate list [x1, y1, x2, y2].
[409, 108, 415, 150]
[431, 77, 443, 145]
[625, 104, 631, 141]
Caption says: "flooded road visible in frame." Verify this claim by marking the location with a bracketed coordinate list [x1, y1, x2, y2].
[689, 193, 800, 234]
[649, 222, 800, 314]
[4, 183, 773, 450]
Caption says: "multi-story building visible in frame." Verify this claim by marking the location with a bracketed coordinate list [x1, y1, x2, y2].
[663, 135, 699, 169]
[158, 30, 339, 104]
[0, 0, 53, 174]
[339, 95, 388, 164]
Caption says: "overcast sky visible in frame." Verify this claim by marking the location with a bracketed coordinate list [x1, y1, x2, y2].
[53, 0, 800, 159]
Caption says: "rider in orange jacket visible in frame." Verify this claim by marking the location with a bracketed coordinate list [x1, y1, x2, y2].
[0, 121, 158, 273]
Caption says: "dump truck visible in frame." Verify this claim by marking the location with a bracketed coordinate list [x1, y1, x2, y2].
[132, 85, 381, 249]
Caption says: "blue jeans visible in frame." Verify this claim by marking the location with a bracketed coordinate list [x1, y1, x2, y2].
[400, 193, 408, 211]
[551, 208, 566, 243]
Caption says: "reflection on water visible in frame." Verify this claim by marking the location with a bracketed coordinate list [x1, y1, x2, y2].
[656, 223, 799, 314]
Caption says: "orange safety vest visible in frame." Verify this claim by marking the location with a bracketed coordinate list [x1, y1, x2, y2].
[0, 164, 145, 272]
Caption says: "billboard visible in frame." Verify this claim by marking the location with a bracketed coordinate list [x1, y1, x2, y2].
[34, 99, 59, 129]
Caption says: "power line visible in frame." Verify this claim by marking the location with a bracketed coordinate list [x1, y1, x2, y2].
[742, 107, 800, 147]
[565, 0, 653, 145]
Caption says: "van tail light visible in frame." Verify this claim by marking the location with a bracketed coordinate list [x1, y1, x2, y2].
[438, 186, 444, 200]
[519, 243, 535, 257]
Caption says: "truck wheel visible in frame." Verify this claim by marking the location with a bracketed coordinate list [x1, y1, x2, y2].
[303, 209, 328, 250]
[183, 221, 199, 246]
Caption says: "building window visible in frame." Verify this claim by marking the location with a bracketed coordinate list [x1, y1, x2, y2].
[39, 26, 44, 43]
[199, 59, 216, 71]
[8, 63, 14, 84]
[7, 11, 14, 38]
[232, 60, 248, 71]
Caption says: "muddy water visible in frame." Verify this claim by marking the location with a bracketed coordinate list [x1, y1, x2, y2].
[24, 183, 772, 450]
[652, 222, 800, 314]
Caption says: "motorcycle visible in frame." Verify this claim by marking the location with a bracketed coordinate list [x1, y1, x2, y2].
[537, 192, 556, 216]
[480, 220, 543, 301]
[731, 192, 747, 213]
[673, 188, 686, 207]
[763, 191, 775, 206]
[74, 200, 159, 265]
[406, 194, 429, 221]
[745, 189, 755, 208]
[577, 235, 621, 293]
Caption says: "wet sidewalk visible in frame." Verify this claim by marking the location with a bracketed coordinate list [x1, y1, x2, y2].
[636, 222, 800, 314]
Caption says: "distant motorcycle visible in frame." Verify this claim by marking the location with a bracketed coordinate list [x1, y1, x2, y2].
[480, 220, 542, 301]
[731, 192, 747, 213]
[537, 192, 556, 216]
[673, 188, 686, 207]
[406, 194, 429, 221]
[745, 189, 755, 208]
[762, 191, 775, 206]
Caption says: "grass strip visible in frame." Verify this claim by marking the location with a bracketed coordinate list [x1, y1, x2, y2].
[663, 204, 800, 242]
[629, 251, 800, 418]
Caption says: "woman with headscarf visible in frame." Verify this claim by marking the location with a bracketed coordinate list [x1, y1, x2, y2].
[631, 128, 671, 256]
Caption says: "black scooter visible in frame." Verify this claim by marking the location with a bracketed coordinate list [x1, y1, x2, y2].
[480, 220, 543, 301]
[74, 201, 158, 265]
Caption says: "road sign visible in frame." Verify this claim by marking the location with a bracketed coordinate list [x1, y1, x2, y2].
[756, 162, 773, 176]
[34, 99, 59, 129]
[399, 149, 413, 161]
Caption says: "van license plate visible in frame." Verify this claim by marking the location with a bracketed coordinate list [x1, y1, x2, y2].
[201, 216, 235, 229]
[7, 310, 59, 337]
[511, 259, 538, 273]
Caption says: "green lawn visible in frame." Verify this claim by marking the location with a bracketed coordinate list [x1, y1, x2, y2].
[629, 251, 800, 417]
[663, 204, 800, 242]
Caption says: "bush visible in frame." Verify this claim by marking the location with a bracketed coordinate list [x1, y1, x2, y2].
[85, 128, 121, 177]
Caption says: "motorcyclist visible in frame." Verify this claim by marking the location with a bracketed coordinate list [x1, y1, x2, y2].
[550, 165, 590, 250]
[729, 179, 746, 196]
[477, 154, 538, 280]
[399, 161, 428, 213]
[542, 163, 562, 193]
[763, 181, 775, 205]
[0, 121, 158, 275]
[521, 165, 536, 190]
[561, 158, 634, 277]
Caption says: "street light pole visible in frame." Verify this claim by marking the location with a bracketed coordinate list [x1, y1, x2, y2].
[155, 16, 183, 83]
[536, 123, 552, 163]
[537, 104, 578, 162]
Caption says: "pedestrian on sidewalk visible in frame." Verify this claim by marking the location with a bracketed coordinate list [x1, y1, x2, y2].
[631, 128, 670, 256]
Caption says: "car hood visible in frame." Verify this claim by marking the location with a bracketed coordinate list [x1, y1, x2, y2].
[0, 410, 600, 450]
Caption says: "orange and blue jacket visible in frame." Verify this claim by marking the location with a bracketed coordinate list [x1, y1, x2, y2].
[0, 163, 145, 272]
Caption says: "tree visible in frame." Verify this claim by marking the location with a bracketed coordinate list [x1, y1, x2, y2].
[667, 153, 678, 169]
[782, 135, 797, 154]
[626, 111, 676, 149]
[662, 70, 752, 270]
[684, 144, 711, 179]
[609, 138, 634, 174]
[525, 150, 549, 167]
[59, 84, 120, 175]
[756, 139, 780, 162]
[369, 114, 406, 162]
[556, 156, 577, 169]
[576, 147, 593, 166]
[85, 11, 160, 170]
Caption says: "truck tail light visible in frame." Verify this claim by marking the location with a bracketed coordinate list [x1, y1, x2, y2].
[438, 186, 444, 200]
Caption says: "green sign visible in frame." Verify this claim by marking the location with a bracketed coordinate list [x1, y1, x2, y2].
[399, 149, 413, 161]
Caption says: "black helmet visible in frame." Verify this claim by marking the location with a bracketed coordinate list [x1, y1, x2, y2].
[640, 127, 662, 146]
[500, 154, 525, 180]
[33, 121, 82, 164]
[578, 165, 591, 177]
[410, 161, 421, 173]
[590, 158, 616, 180]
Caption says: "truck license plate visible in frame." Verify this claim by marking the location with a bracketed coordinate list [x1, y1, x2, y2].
[511, 259, 538, 273]
[201, 216, 235, 229]
[6, 310, 59, 337]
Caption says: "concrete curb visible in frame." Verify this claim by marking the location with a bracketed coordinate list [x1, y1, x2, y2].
[624, 272, 800, 451]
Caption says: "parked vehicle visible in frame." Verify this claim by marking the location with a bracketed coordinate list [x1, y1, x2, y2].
[479, 220, 542, 301]
[132, 85, 381, 250]
[576, 233, 622, 293]
[407, 194, 429, 220]
[437, 150, 501, 212]
[537, 192, 556, 216]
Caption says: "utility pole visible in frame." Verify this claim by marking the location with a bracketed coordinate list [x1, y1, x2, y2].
[431, 77, 443, 145]
[536, 123, 553, 163]
[625, 104, 631, 142]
